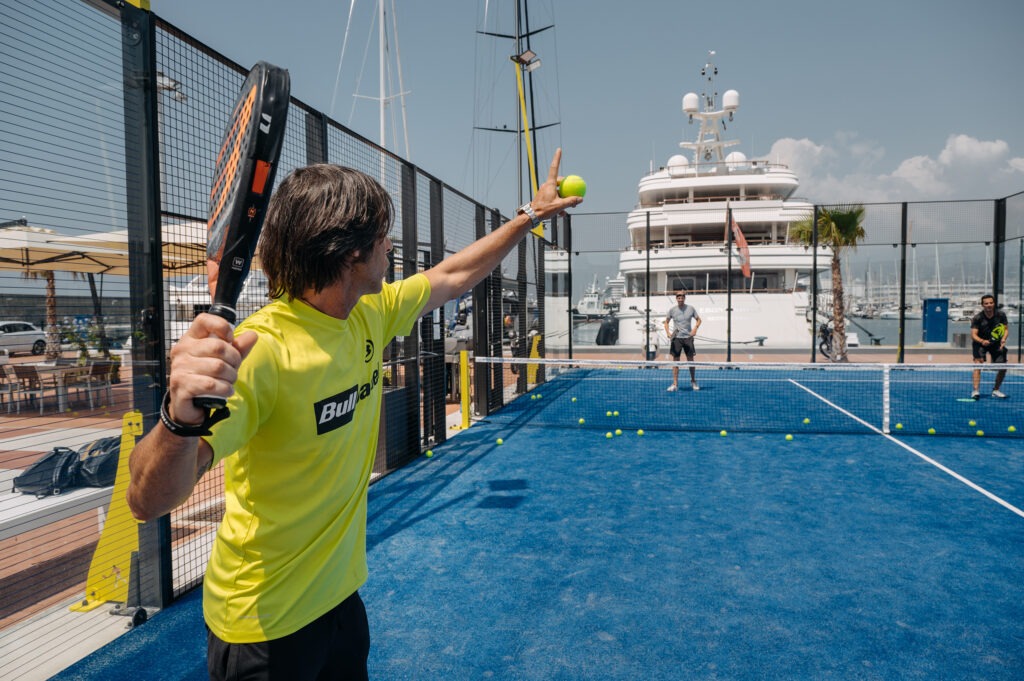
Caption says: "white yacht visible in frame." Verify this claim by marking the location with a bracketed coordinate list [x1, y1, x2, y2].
[607, 54, 838, 349]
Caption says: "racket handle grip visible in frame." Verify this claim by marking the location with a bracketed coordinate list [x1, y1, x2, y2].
[193, 395, 228, 411]
[208, 303, 238, 325]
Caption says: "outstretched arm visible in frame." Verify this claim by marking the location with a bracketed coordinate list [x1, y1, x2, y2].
[421, 148, 582, 314]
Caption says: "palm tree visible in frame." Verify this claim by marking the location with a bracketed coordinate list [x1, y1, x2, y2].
[23, 270, 62, 359]
[792, 204, 867, 362]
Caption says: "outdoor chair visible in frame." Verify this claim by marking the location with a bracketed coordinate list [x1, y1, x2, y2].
[0, 365, 17, 413]
[9, 363, 51, 415]
[73, 361, 114, 409]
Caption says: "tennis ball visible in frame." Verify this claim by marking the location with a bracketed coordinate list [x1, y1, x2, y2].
[530, 394, 536, 400]
[968, 420, 976, 427]
[615, 429, 622, 436]
[785, 434, 793, 441]
[558, 174, 587, 198]
[720, 430, 727, 437]
[1010, 425, 1018, 433]
[496, 438, 504, 445]
[571, 397, 577, 402]
[613, 410, 619, 416]
[426, 450, 434, 458]
[606, 411, 612, 417]
[928, 428, 936, 435]
[637, 429, 645, 436]
[895, 423, 903, 430]
[976, 430, 985, 437]
[802, 418, 810, 425]
[606, 432, 613, 439]
[578, 418, 585, 425]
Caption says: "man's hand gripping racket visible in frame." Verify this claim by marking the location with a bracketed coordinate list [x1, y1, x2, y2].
[193, 61, 290, 419]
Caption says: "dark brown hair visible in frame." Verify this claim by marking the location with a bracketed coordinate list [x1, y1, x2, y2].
[258, 164, 394, 300]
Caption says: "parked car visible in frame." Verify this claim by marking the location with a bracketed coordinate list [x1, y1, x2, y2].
[0, 321, 46, 356]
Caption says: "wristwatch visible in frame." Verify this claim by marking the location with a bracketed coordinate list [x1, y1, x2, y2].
[517, 202, 541, 228]
[160, 391, 229, 437]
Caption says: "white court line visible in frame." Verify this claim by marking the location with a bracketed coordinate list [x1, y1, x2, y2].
[788, 378, 1024, 520]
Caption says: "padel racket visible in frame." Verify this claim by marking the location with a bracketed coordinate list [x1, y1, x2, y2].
[195, 61, 290, 413]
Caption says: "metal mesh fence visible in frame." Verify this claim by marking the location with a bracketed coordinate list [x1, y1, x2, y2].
[0, 0, 1021, 676]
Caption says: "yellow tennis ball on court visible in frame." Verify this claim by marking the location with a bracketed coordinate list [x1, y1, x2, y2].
[637, 429, 645, 436]
[976, 430, 984, 437]
[578, 418, 585, 425]
[558, 174, 587, 198]
[968, 420, 976, 427]
[615, 429, 622, 436]
[720, 430, 727, 437]
[785, 434, 793, 441]
[571, 397, 577, 402]
[496, 438, 504, 445]
[606, 432, 613, 439]
[426, 450, 434, 458]
[895, 423, 903, 430]
[530, 394, 536, 400]
[1010, 425, 1018, 433]
[606, 411, 612, 417]
[613, 411, 619, 416]
[802, 418, 810, 425]
[928, 428, 936, 435]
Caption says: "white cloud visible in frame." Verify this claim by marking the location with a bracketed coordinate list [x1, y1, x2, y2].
[770, 133, 1024, 203]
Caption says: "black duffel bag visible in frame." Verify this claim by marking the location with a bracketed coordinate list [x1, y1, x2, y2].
[77, 436, 121, 487]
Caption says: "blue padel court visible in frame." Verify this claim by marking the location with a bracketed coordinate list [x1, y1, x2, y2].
[56, 364, 1024, 680]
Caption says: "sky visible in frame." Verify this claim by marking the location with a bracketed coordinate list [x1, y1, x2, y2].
[151, 0, 1024, 217]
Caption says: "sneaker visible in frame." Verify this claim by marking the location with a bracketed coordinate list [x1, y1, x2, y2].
[992, 390, 1007, 399]
[971, 390, 980, 400]
[691, 382, 700, 391]
[667, 384, 678, 392]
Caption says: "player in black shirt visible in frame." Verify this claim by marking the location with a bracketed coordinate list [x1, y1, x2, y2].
[969, 294, 1009, 399]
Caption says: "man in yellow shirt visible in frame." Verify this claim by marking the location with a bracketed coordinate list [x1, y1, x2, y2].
[127, 150, 582, 679]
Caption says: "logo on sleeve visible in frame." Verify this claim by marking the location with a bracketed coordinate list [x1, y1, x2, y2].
[314, 386, 359, 434]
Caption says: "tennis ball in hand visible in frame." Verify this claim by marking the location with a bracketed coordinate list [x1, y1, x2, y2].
[558, 175, 587, 198]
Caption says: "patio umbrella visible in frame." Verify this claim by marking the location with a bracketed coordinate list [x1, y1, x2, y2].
[48, 218, 262, 275]
[0, 223, 130, 274]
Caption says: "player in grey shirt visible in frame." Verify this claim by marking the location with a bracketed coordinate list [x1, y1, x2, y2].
[663, 291, 701, 391]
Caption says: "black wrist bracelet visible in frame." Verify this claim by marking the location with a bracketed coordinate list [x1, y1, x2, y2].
[159, 391, 229, 437]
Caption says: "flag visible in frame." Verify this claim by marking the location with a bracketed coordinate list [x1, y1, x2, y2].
[730, 216, 751, 278]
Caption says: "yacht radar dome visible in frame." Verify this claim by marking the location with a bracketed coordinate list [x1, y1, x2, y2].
[682, 92, 699, 121]
[723, 89, 739, 119]
[667, 154, 690, 176]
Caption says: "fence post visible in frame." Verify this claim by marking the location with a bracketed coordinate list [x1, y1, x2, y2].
[118, 0, 173, 609]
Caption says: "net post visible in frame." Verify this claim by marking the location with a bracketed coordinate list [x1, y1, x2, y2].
[882, 364, 891, 434]
[460, 350, 471, 430]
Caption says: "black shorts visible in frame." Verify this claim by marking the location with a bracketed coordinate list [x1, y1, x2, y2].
[207, 591, 370, 681]
[972, 343, 1007, 363]
[670, 337, 696, 360]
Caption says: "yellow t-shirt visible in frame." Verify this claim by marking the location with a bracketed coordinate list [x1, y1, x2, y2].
[203, 273, 430, 643]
